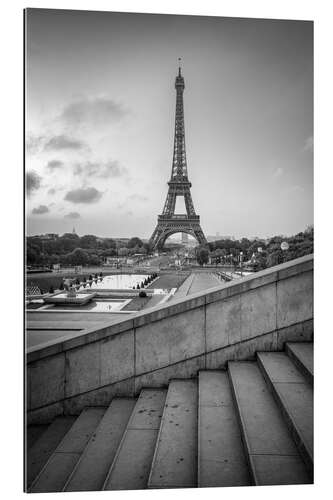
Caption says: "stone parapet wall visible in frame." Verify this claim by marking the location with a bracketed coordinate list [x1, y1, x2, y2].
[26, 255, 313, 424]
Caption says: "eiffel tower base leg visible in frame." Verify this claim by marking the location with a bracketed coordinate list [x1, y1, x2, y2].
[149, 220, 207, 251]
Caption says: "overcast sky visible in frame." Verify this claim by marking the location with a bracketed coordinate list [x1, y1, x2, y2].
[25, 9, 313, 239]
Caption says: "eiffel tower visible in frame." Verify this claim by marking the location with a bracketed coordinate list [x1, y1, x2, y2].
[149, 63, 207, 250]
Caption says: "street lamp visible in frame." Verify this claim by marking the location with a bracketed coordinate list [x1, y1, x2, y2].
[239, 251, 243, 277]
[280, 241, 289, 263]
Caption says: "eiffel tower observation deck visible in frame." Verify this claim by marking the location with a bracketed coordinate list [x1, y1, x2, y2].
[149, 62, 207, 250]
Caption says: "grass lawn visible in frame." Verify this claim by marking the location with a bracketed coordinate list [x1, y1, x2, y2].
[26, 272, 108, 293]
[26, 275, 64, 292]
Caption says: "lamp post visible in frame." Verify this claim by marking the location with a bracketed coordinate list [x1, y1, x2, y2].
[280, 241, 289, 263]
[240, 251, 243, 277]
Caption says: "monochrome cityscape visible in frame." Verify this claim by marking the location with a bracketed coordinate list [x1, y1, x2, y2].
[25, 9, 313, 493]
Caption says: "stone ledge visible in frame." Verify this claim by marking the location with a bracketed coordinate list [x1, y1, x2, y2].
[27, 318, 313, 422]
[27, 255, 313, 363]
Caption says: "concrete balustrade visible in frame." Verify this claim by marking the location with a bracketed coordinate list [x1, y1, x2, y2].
[26, 254, 313, 424]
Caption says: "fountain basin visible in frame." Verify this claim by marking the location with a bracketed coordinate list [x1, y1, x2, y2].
[43, 291, 96, 306]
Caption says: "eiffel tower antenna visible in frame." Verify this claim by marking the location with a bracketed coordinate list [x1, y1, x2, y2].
[149, 66, 207, 250]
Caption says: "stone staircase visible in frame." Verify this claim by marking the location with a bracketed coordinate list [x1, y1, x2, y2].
[26, 341, 313, 492]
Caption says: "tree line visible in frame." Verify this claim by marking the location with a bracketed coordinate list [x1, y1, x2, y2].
[26, 233, 148, 267]
[195, 225, 313, 269]
[27, 226, 314, 270]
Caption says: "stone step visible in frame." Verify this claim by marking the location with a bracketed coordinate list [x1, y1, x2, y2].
[26, 416, 76, 489]
[64, 398, 136, 492]
[103, 389, 166, 490]
[148, 379, 198, 489]
[198, 370, 251, 487]
[257, 351, 313, 477]
[286, 342, 313, 385]
[228, 361, 310, 486]
[29, 408, 105, 493]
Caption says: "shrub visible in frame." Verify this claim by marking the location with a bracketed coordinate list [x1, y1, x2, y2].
[139, 290, 147, 298]
[49, 285, 54, 294]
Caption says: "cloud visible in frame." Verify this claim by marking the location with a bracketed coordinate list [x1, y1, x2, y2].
[272, 167, 283, 179]
[44, 134, 85, 151]
[73, 160, 127, 179]
[303, 136, 313, 153]
[60, 97, 128, 127]
[64, 211, 81, 219]
[64, 187, 103, 204]
[26, 133, 44, 155]
[26, 170, 42, 197]
[48, 186, 64, 195]
[32, 204, 49, 215]
[47, 159, 64, 170]
[129, 194, 148, 202]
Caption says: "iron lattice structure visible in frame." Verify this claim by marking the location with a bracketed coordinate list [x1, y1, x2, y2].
[149, 66, 207, 250]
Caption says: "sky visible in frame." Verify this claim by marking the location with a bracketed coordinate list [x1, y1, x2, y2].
[25, 9, 313, 239]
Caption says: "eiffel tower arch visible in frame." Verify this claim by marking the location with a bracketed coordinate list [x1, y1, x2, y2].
[149, 63, 207, 250]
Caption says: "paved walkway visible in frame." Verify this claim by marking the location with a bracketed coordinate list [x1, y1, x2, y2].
[173, 272, 222, 299]
[26, 311, 133, 349]
[188, 273, 222, 294]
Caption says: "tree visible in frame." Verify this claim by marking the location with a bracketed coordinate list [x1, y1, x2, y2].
[88, 253, 100, 266]
[128, 237, 143, 249]
[66, 248, 90, 265]
[62, 232, 80, 240]
[143, 242, 151, 254]
[101, 238, 117, 250]
[196, 246, 209, 265]
[26, 246, 39, 265]
[80, 235, 97, 249]
[59, 237, 78, 253]
[266, 251, 282, 268]
[100, 248, 117, 257]
[118, 247, 129, 257]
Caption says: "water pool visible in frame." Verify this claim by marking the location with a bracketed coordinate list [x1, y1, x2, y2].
[82, 274, 150, 290]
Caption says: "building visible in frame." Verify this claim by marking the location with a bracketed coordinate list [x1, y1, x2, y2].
[35, 233, 59, 240]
